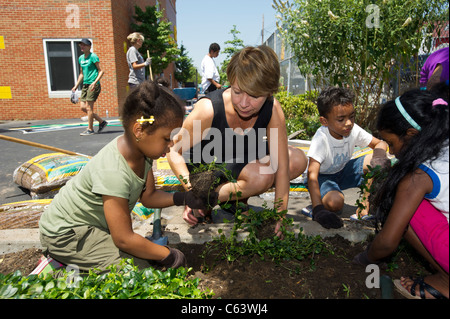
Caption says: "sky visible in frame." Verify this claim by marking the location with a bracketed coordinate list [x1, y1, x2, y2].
[176, 0, 279, 75]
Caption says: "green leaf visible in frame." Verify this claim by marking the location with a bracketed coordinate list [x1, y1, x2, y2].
[0, 284, 18, 298]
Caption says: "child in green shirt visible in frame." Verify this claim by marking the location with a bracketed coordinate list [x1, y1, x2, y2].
[40, 81, 213, 272]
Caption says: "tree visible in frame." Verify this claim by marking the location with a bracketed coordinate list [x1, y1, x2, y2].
[175, 44, 195, 86]
[219, 25, 246, 85]
[273, 0, 448, 128]
[131, 5, 180, 76]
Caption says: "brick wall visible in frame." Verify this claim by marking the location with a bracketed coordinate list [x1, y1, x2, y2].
[0, 0, 177, 121]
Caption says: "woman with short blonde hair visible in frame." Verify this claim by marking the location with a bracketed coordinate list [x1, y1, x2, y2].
[126, 32, 151, 87]
[227, 45, 281, 97]
[168, 45, 308, 236]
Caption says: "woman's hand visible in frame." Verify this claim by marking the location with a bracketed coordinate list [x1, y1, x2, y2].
[182, 206, 206, 226]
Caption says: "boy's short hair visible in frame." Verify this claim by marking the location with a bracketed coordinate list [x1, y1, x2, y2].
[317, 87, 355, 117]
[209, 43, 221, 53]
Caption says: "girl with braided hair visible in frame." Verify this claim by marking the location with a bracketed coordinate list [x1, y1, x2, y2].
[40, 81, 212, 272]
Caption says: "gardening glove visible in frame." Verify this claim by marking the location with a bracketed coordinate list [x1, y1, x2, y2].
[144, 58, 151, 66]
[159, 246, 186, 269]
[312, 205, 343, 229]
[353, 246, 375, 266]
[353, 244, 386, 268]
[173, 191, 218, 210]
[370, 148, 391, 170]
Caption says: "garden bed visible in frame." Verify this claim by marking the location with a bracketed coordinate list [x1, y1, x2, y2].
[0, 236, 430, 299]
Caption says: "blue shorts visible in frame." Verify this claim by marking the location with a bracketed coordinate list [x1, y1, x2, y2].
[315, 156, 365, 198]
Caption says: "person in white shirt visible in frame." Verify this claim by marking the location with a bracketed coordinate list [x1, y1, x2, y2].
[306, 87, 389, 229]
[201, 43, 222, 93]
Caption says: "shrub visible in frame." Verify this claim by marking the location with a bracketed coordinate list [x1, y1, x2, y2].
[275, 90, 320, 140]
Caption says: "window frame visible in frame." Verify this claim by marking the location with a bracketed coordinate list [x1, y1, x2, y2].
[43, 38, 92, 98]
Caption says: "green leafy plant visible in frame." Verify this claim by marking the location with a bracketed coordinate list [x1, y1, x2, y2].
[131, 5, 180, 76]
[274, 89, 320, 139]
[274, 0, 448, 129]
[219, 25, 246, 86]
[203, 201, 330, 268]
[175, 44, 195, 86]
[355, 164, 388, 219]
[0, 259, 214, 299]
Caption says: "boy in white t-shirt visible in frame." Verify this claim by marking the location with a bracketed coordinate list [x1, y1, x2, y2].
[306, 87, 390, 229]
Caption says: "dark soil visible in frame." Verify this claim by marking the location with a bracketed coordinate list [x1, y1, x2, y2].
[0, 236, 432, 299]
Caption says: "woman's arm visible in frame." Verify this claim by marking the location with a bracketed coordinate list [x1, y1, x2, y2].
[89, 62, 104, 90]
[268, 98, 290, 212]
[132, 59, 150, 70]
[72, 67, 84, 91]
[167, 98, 214, 190]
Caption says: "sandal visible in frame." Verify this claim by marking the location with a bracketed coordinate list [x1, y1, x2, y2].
[394, 277, 448, 299]
[350, 213, 375, 221]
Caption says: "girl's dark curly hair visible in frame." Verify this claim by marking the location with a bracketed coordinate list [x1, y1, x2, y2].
[120, 80, 185, 133]
[372, 88, 449, 225]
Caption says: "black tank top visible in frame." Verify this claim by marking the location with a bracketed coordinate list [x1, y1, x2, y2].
[187, 88, 273, 166]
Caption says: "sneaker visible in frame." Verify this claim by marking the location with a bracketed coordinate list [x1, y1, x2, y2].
[98, 120, 108, 133]
[80, 129, 94, 136]
[80, 116, 88, 121]
[350, 213, 375, 221]
[301, 204, 313, 218]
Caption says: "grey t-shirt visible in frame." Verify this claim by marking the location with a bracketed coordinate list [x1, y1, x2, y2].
[127, 46, 145, 85]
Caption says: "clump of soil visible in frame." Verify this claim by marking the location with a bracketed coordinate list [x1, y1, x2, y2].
[255, 219, 278, 241]
[189, 170, 220, 203]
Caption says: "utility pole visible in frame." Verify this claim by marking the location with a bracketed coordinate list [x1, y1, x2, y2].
[261, 14, 264, 45]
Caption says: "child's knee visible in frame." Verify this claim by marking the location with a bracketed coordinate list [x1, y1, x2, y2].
[323, 191, 345, 212]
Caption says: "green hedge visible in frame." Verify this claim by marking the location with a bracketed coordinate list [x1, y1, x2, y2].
[275, 90, 320, 140]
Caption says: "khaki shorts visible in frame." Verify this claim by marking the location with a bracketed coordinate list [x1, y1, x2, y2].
[80, 83, 101, 102]
[40, 225, 152, 272]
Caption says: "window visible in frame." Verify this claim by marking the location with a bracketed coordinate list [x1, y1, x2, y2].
[43, 39, 90, 98]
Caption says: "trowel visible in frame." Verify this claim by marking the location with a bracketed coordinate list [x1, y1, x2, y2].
[146, 208, 168, 246]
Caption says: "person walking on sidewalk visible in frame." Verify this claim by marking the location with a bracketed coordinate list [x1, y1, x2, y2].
[72, 38, 108, 136]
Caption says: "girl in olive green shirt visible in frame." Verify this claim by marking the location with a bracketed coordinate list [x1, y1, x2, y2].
[40, 81, 211, 272]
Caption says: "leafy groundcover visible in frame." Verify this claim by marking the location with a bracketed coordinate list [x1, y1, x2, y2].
[0, 259, 213, 299]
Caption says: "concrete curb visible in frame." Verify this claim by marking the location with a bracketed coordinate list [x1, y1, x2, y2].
[0, 220, 374, 255]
